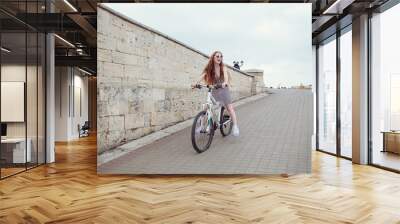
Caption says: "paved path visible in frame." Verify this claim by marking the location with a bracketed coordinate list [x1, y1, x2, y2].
[99, 89, 313, 174]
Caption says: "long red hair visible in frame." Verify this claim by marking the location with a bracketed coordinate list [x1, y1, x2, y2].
[203, 51, 225, 85]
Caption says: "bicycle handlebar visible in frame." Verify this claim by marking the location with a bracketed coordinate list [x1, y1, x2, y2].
[192, 83, 227, 89]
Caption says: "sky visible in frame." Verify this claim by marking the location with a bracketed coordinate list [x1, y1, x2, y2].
[104, 3, 312, 88]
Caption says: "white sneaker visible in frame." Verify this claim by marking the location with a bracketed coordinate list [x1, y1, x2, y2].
[232, 125, 239, 137]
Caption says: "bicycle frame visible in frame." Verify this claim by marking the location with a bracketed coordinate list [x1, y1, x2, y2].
[203, 88, 222, 127]
[194, 83, 231, 130]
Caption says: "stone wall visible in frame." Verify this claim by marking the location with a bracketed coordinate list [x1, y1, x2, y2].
[244, 69, 266, 95]
[97, 5, 260, 154]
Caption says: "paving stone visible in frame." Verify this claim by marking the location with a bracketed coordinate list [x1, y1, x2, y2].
[98, 89, 313, 174]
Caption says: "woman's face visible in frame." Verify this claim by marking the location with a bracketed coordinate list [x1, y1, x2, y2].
[213, 52, 223, 65]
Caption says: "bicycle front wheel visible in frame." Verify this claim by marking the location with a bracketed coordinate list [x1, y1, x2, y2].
[191, 111, 214, 153]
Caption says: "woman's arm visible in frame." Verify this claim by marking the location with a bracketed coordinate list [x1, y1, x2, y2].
[191, 73, 206, 88]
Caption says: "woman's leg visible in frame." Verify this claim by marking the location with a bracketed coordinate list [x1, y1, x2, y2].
[226, 104, 237, 125]
[226, 103, 239, 136]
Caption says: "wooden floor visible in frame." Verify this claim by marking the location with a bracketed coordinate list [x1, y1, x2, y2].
[1, 167, 26, 178]
[1, 135, 400, 223]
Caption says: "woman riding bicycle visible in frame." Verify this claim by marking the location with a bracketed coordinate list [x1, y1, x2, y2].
[193, 51, 239, 137]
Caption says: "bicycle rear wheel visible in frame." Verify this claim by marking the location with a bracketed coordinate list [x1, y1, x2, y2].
[191, 111, 214, 153]
[220, 107, 233, 136]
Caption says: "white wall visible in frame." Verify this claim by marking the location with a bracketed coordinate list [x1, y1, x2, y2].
[1, 65, 34, 138]
[71, 73, 89, 138]
[312, 45, 316, 150]
[1, 63, 46, 164]
[55, 67, 89, 141]
[1, 65, 26, 137]
[55, 66, 69, 141]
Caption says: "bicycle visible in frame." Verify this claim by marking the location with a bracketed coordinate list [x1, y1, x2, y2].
[190, 83, 233, 153]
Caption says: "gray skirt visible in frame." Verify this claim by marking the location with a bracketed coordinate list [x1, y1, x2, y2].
[211, 87, 232, 106]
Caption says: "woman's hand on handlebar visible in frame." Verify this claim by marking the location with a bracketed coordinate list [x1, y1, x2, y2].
[191, 83, 227, 89]
[215, 83, 228, 89]
[191, 83, 201, 89]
